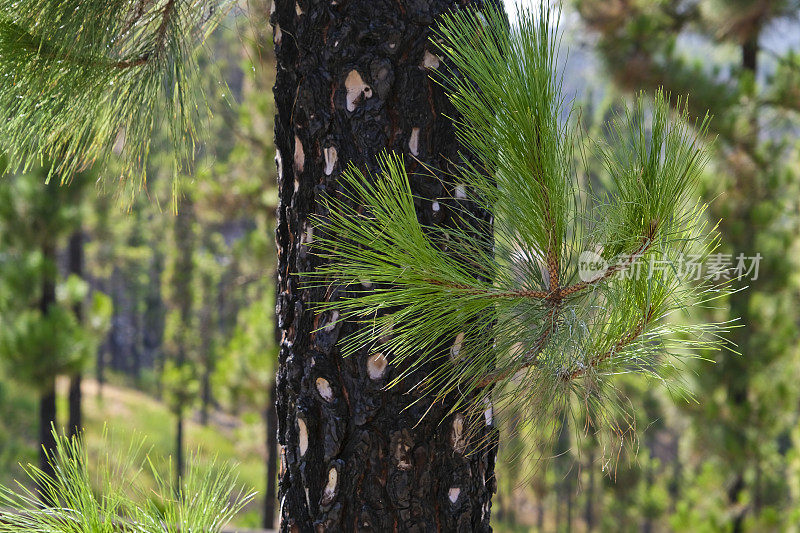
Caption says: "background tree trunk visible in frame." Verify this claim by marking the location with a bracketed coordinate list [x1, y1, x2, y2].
[68, 229, 84, 439]
[271, 0, 498, 530]
[39, 241, 57, 494]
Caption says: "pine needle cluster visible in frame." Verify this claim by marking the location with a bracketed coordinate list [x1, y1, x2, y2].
[310, 4, 732, 460]
[0, 0, 226, 202]
[0, 429, 254, 532]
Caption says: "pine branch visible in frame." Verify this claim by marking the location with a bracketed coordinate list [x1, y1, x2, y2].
[310, 3, 729, 460]
[0, 0, 228, 199]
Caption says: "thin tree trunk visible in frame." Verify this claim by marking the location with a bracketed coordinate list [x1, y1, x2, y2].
[200, 271, 214, 426]
[39, 379, 57, 480]
[176, 411, 184, 485]
[565, 473, 573, 533]
[729, 35, 759, 533]
[39, 241, 58, 499]
[271, 1, 499, 530]
[68, 230, 84, 438]
[585, 449, 595, 531]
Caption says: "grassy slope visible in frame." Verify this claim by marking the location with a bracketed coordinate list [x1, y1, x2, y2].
[0, 374, 268, 528]
[0, 374, 532, 531]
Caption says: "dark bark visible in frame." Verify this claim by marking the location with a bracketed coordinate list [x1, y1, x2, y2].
[68, 230, 84, 438]
[265, 380, 279, 529]
[271, 0, 498, 530]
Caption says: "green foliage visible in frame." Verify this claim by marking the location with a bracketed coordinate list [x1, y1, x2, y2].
[0, 170, 110, 386]
[0, 429, 254, 532]
[311, 3, 728, 457]
[0, 306, 87, 385]
[214, 286, 277, 409]
[0, 1, 228, 203]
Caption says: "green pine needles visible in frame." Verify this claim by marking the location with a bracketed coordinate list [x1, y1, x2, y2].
[0, 0, 226, 203]
[310, 4, 731, 458]
[0, 429, 254, 532]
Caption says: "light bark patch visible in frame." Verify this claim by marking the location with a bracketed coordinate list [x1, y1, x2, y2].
[367, 353, 388, 380]
[324, 146, 338, 175]
[484, 397, 494, 426]
[345, 70, 372, 112]
[297, 417, 309, 456]
[294, 135, 305, 173]
[321, 467, 338, 505]
[422, 50, 440, 69]
[448, 487, 461, 504]
[323, 310, 339, 333]
[409, 127, 420, 155]
[450, 332, 465, 360]
[275, 152, 283, 179]
[316, 377, 334, 402]
[451, 413, 466, 454]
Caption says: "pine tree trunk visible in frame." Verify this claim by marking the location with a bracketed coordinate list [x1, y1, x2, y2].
[271, 0, 498, 530]
[68, 230, 84, 438]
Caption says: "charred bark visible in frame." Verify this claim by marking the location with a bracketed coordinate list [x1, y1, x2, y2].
[272, 1, 498, 530]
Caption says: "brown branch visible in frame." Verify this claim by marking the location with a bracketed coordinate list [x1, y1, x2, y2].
[559, 307, 654, 381]
[112, 0, 177, 69]
[560, 232, 656, 297]
[476, 305, 654, 388]
[476, 301, 561, 388]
